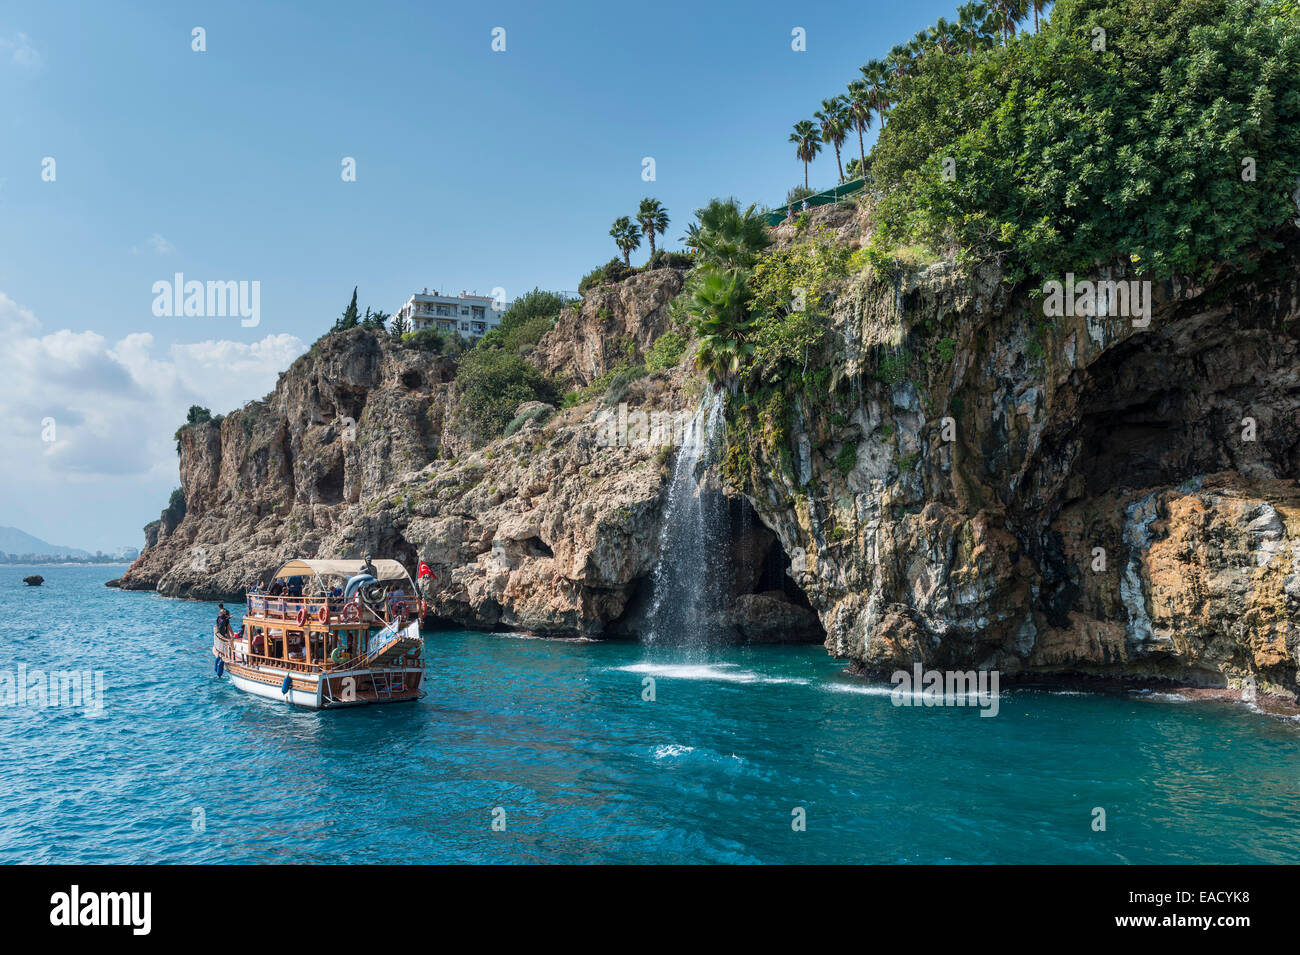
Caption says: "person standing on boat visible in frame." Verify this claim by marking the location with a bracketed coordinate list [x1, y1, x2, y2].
[216, 604, 232, 637]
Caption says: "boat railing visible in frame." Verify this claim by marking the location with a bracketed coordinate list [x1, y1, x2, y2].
[245, 593, 414, 627]
[244, 653, 319, 673]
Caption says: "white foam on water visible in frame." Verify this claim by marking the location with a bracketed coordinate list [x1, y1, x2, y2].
[615, 662, 809, 686]
[823, 681, 997, 705]
[1133, 691, 1194, 704]
[652, 744, 695, 759]
[822, 682, 896, 698]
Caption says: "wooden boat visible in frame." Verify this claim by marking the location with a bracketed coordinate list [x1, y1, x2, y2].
[212, 558, 424, 709]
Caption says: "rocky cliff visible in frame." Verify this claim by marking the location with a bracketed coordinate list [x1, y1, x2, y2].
[729, 205, 1300, 697]
[110, 273, 818, 641]
[115, 206, 1300, 695]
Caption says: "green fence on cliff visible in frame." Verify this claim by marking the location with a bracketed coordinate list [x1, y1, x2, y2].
[765, 178, 866, 226]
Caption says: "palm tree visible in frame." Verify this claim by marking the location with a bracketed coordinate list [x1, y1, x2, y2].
[887, 44, 911, 77]
[929, 17, 959, 54]
[686, 265, 756, 389]
[1030, 0, 1047, 32]
[610, 216, 641, 266]
[636, 198, 670, 257]
[789, 119, 822, 190]
[687, 198, 772, 270]
[957, 2, 994, 53]
[814, 98, 850, 183]
[991, 0, 1027, 44]
[844, 80, 873, 173]
[861, 60, 891, 131]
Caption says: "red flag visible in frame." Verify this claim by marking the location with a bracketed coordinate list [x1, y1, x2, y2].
[418, 560, 433, 580]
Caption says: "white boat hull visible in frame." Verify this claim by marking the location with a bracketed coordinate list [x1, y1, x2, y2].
[219, 661, 424, 709]
[227, 668, 324, 708]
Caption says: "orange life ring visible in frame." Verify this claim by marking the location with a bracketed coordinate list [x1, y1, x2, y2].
[296, 608, 308, 626]
[317, 605, 330, 624]
[342, 602, 360, 623]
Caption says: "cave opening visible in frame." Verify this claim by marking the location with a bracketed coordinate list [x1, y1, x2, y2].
[316, 456, 346, 505]
[612, 491, 824, 644]
[1027, 313, 1300, 627]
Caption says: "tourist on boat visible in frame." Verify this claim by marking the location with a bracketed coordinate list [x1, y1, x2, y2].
[287, 577, 303, 598]
[268, 578, 285, 596]
[216, 604, 232, 637]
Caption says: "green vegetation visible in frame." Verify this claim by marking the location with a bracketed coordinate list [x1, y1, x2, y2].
[637, 198, 671, 257]
[609, 216, 642, 266]
[174, 405, 224, 452]
[685, 198, 772, 271]
[578, 250, 695, 294]
[332, 286, 390, 333]
[835, 442, 858, 476]
[478, 287, 574, 354]
[780, 0, 1300, 285]
[561, 362, 647, 409]
[687, 267, 756, 388]
[864, 0, 1300, 281]
[844, 80, 873, 173]
[814, 97, 851, 183]
[503, 402, 554, 437]
[453, 349, 558, 444]
[644, 330, 688, 371]
[788, 119, 823, 190]
[164, 487, 187, 524]
[876, 350, 911, 385]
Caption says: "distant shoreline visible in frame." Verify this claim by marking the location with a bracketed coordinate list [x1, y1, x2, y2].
[4, 562, 131, 568]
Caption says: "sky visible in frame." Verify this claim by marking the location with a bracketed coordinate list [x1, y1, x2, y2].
[0, 0, 958, 552]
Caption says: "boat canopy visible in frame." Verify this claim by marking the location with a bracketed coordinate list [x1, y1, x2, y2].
[271, 559, 413, 586]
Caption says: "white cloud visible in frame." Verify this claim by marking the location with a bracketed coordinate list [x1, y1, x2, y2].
[133, 233, 176, 256]
[0, 33, 40, 69]
[0, 291, 306, 481]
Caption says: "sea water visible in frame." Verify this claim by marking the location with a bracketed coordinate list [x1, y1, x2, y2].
[1, 565, 1298, 864]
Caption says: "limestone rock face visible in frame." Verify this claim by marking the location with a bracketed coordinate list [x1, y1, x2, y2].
[112, 216, 1300, 687]
[110, 276, 719, 638]
[736, 227, 1300, 694]
[532, 268, 685, 387]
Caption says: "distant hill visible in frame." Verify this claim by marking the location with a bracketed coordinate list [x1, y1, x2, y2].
[0, 526, 91, 559]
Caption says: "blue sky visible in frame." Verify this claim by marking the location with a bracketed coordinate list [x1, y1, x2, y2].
[0, 0, 957, 551]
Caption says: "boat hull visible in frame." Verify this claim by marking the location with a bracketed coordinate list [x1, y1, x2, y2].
[218, 659, 423, 709]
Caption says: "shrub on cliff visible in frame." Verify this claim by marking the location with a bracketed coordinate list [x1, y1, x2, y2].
[645, 330, 688, 371]
[646, 249, 695, 270]
[579, 258, 636, 294]
[479, 287, 572, 354]
[496, 288, 570, 331]
[870, 0, 1300, 282]
[402, 328, 446, 352]
[453, 348, 559, 443]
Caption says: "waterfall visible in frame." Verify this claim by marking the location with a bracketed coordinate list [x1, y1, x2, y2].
[644, 390, 730, 647]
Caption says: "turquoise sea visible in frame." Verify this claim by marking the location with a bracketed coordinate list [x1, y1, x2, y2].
[2, 565, 1299, 864]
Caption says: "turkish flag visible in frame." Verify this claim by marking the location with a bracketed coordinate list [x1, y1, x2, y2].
[418, 560, 435, 581]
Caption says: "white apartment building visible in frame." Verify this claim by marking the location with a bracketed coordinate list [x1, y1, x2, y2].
[396, 289, 503, 339]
